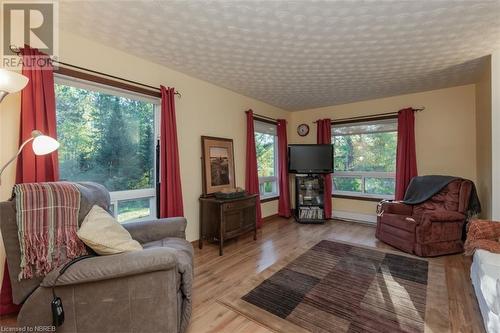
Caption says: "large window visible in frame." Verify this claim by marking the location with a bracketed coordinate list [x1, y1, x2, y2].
[254, 120, 279, 199]
[332, 118, 397, 199]
[55, 76, 159, 223]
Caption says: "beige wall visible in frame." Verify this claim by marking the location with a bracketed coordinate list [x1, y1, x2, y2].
[492, 51, 500, 219]
[475, 56, 492, 219]
[0, 82, 21, 280]
[0, 31, 290, 248]
[289, 85, 478, 220]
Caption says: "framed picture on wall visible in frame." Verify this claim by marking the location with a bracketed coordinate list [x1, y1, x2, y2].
[201, 136, 236, 196]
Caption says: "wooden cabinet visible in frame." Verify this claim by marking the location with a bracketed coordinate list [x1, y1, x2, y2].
[199, 194, 258, 255]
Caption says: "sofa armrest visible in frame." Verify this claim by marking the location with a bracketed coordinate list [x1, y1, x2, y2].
[123, 217, 187, 243]
[422, 210, 466, 222]
[41, 247, 177, 287]
[379, 201, 413, 216]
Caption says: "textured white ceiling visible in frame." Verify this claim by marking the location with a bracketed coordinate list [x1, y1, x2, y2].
[60, 1, 500, 111]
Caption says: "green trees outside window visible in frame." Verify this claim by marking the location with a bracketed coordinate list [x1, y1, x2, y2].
[55, 81, 157, 222]
[332, 119, 397, 197]
[254, 121, 278, 197]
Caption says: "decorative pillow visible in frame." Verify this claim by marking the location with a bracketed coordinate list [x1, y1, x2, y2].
[77, 205, 143, 255]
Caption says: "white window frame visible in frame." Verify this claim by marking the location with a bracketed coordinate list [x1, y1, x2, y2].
[254, 120, 279, 200]
[332, 118, 397, 200]
[332, 171, 395, 200]
[109, 188, 157, 223]
[54, 75, 160, 223]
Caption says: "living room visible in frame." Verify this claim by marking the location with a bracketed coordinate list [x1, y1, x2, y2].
[0, 1, 499, 332]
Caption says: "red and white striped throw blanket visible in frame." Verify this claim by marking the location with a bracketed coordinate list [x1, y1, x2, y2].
[14, 182, 88, 280]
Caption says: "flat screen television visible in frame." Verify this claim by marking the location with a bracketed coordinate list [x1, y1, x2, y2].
[288, 144, 334, 174]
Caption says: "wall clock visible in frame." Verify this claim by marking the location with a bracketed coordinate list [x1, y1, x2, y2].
[297, 124, 309, 137]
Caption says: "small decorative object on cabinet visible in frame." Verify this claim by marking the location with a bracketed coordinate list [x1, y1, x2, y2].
[294, 174, 326, 224]
[199, 194, 258, 255]
[214, 187, 246, 200]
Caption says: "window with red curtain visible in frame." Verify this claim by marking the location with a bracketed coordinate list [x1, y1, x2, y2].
[331, 117, 398, 200]
[251, 116, 290, 220]
[316, 119, 332, 219]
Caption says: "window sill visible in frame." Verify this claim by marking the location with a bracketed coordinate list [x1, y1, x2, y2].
[260, 195, 279, 203]
[332, 194, 391, 202]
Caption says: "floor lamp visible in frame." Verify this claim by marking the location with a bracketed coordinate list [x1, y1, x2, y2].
[0, 69, 60, 185]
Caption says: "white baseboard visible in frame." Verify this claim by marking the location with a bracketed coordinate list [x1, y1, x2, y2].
[332, 210, 377, 225]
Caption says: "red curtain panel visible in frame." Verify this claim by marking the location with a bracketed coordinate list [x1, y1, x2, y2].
[0, 262, 19, 315]
[16, 46, 59, 183]
[159, 86, 184, 217]
[277, 119, 291, 218]
[1, 47, 59, 316]
[316, 119, 332, 219]
[245, 110, 263, 227]
[395, 108, 418, 200]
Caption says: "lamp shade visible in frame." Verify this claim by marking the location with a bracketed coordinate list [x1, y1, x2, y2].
[0, 130, 59, 185]
[32, 131, 60, 155]
[0, 69, 29, 94]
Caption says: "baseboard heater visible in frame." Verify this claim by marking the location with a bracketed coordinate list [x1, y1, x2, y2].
[331, 210, 377, 225]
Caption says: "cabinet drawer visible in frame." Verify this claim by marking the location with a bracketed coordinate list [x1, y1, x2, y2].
[222, 199, 255, 211]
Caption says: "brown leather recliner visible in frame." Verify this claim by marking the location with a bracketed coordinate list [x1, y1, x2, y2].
[376, 179, 473, 257]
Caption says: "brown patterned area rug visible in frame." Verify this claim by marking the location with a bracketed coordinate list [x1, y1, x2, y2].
[218, 240, 450, 333]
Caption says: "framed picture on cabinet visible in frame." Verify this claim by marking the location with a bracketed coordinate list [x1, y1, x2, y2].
[201, 136, 236, 196]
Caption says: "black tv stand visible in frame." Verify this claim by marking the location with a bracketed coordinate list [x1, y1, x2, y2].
[294, 174, 326, 224]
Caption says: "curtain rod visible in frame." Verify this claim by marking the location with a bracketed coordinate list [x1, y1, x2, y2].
[9, 45, 181, 97]
[55, 61, 181, 97]
[246, 109, 280, 123]
[253, 113, 278, 123]
[314, 107, 425, 123]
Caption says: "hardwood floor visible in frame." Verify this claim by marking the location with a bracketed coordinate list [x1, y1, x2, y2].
[188, 217, 485, 333]
[0, 217, 485, 332]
